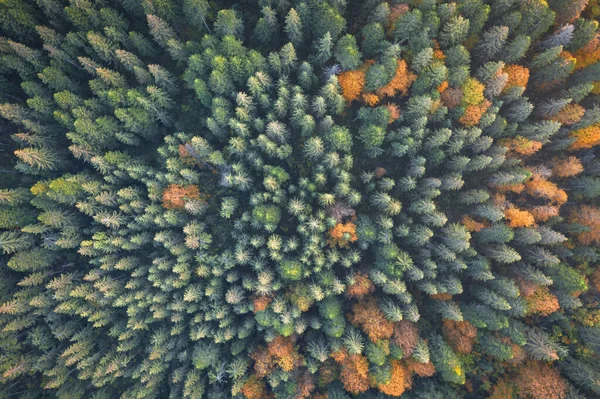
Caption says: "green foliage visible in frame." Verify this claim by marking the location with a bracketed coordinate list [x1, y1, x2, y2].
[0, 1, 599, 398]
[252, 205, 282, 226]
[334, 34, 361, 71]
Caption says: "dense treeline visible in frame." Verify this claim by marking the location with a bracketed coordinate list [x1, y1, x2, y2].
[0, 0, 599, 398]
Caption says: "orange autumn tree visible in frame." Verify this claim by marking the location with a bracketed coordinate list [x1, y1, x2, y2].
[405, 357, 436, 378]
[550, 103, 585, 125]
[504, 207, 536, 228]
[250, 346, 275, 378]
[249, 336, 303, 380]
[525, 286, 561, 316]
[338, 70, 365, 103]
[530, 205, 561, 222]
[328, 222, 358, 248]
[515, 277, 560, 317]
[502, 64, 530, 92]
[500, 136, 543, 156]
[384, 103, 401, 123]
[392, 320, 420, 356]
[339, 59, 417, 107]
[267, 335, 302, 371]
[462, 215, 487, 232]
[572, 37, 600, 71]
[362, 92, 380, 106]
[378, 360, 409, 396]
[552, 156, 584, 177]
[525, 175, 568, 205]
[242, 376, 272, 399]
[459, 100, 492, 127]
[569, 205, 600, 245]
[252, 295, 272, 312]
[376, 59, 416, 99]
[569, 124, 600, 150]
[442, 320, 478, 354]
[348, 298, 394, 342]
[161, 184, 203, 209]
[346, 272, 375, 299]
[338, 354, 370, 394]
[514, 361, 568, 399]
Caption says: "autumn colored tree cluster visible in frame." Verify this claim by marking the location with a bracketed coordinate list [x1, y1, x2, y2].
[1, 0, 600, 398]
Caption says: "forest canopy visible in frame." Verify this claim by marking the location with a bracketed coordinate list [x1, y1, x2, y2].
[0, 0, 600, 398]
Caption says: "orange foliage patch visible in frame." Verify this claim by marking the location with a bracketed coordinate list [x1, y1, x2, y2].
[376, 60, 416, 99]
[252, 295, 272, 312]
[525, 177, 568, 205]
[525, 286, 560, 317]
[443, 320, 478, 354]
[489, 378, 516, 399]
[505, 207, 536, 228]
[551, 103, 585, 125]
[515, 361, 568, 399]
[242, 376, 272, 399]
[250, 347, 275, 378]
[459, 100, 491, 127]
[569, 124, 600, 150]
[502, 64, 530, 91]
[331, 347, 348, 363]
[385, 103, 401, 123]
[500, 136, 543, 156]
[328, 222, 358, 248]
[570, 205, 600, 245]
[362, 93, 380, 106]
[405, 358, 436, 377]
[267, 336, 302, 371]
[392, 321, 419, 356]
[437, 81, 449, 93]
[338, 70, 366, 103]
[348, 298, 394, 342]
[346, 272, 375, 299]
[378, 360, 409, 396]
[573, 37, 600, 70]
[552, 156, 584, 177]
[161, 184, 202, 209]
[530, 205, 560, 222]
[339, 354, 370, 394]
[250, 336, 302, 377]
